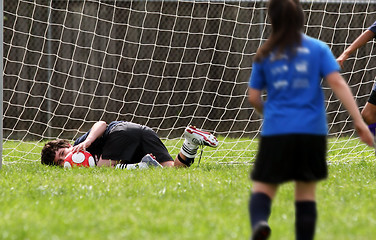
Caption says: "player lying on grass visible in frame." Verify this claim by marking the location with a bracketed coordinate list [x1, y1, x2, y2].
[41, 121, 218, 168]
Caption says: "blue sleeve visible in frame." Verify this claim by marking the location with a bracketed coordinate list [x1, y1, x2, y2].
[74, 131, 90, 146]
[368, 21, 376, 36]
[319, 43, 340, 78]
[249, 62, 266, 90]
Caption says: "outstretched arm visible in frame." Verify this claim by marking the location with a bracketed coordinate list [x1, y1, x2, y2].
[326, 72, 374, 147]
[72, 120, 107, 152]
[337, 30, 375, 68]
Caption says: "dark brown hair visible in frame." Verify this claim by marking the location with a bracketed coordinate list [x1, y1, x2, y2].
[41, 139, 71, 166]
[254, 0, 305, 62]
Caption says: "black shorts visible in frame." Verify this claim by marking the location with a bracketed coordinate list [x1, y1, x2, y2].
[368, 89, 376, 105]
[251, 134, 327, 184]
[101, 122, 173, 164]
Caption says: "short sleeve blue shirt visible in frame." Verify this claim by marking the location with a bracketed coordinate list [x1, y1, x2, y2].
[249, 34, 340, 136]
[368, 21, 376, 36]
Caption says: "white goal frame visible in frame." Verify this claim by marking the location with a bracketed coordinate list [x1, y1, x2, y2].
[1, 0, 3, 169]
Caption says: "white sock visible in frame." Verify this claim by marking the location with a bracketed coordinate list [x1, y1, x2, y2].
[115, 163, 148, 169]
[180, 139, 199, 158]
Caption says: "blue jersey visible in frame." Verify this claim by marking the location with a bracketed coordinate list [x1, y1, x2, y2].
[249, 34, 340, 136]
[368, 21, 376, 36]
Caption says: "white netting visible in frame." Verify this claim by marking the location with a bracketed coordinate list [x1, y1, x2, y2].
[3, 0, 376, 163]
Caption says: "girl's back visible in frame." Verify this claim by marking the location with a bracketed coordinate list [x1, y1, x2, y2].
[249, 34, 340, 136]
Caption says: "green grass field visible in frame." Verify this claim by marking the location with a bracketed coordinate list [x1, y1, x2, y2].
[0, 138, 375, 240]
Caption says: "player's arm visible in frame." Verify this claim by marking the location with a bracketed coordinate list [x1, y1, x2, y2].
[72, 121, 108, 152]
[337, 30, 375, 68]
[326, 72, 374, 147]
[248, 87, 264, 115]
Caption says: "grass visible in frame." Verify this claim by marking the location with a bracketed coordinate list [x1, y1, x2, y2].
[0, 138, 375, 240]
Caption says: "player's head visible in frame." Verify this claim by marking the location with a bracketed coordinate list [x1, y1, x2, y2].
[255, 0, 304, 62]
[268, 0, 304, 33]
[41, 139, 72, 166]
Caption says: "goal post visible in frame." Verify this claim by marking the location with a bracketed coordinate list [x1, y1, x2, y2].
[0, 0, 3, 169]
[3, 0, 376, 164]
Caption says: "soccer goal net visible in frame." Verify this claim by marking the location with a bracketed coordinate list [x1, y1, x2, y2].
[3, 0, 376, 164]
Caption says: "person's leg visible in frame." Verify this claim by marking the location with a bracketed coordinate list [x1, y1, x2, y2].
[139, 126, 174, 166]
[173, 152, 189, 167]
[96, 123, 172, 169]
[295, 181, 317, 240]
[361, 102, 376, 125]
[160, 160, 174, 167]
[97, 158, 119, 167]
[114, 154, 165, 169]
[361, 87, 376, 127]
[176, 126, 218, 167]
[249, 181, 278, 240]
[361, 94, 376, 152]
[137, 125, 218, 168]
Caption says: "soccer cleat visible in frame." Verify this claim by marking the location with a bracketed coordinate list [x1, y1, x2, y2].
[184, 126, 218, 148]
[140, 153, 163, 168]
[252, 221, 271, 240]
